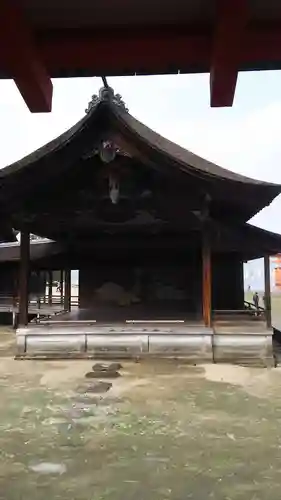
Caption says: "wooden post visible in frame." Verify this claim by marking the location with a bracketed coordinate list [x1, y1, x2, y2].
[19, 231, 30, 326]
[48, 270, 52, 305]
[60, 270, 64, 305]
[202, 231, 212, 327]
[264, 255, 272, 329]
[36, 270, 41, 309]
[42, 271, 46, 303]
[64, 269, 71, 312]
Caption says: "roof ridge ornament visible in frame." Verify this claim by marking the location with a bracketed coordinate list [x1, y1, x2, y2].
[85, 86, 128, 114]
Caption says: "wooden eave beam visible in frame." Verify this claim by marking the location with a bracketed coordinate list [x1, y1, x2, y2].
[210, 0, 249, 107]
[1, 22, 281, 101]
[38, 29, 210, 76]
[0, 1, 53, 112]
[30, 25, 281, 76]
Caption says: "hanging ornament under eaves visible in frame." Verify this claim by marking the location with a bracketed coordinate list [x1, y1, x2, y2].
[108, 172, 120, 205]
[99, 140, 116, 163]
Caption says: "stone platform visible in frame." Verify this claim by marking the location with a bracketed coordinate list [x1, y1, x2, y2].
[15, 310, 274, 366]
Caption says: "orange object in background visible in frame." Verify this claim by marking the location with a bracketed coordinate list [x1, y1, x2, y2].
[273, 254, 281, 289]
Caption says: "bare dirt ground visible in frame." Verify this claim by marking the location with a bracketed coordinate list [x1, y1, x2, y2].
[2, 329, 281, 499]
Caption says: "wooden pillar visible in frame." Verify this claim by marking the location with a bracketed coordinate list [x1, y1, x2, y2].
[264, 255, 272, 329]
[202, 231, 212, 327]
[12, 267, 18, 308]
[60, 270, 64, 305]
[48, 270, 53, 305]
[19, 231, 30, 326]
[64, 269, 71, 312]
[237, 259, 245, 309]
[36, 270, 41, 309]
[42, 271, 46, 303]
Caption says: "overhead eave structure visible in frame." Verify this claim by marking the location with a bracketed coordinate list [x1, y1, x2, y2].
[2, 0, 281, 110]
[212, 222, 281, 260]
[0, 88, 280, 236]
[0, 0, 53, 112]
[0, 239, 60, 263]
[0, 222, 280, 264]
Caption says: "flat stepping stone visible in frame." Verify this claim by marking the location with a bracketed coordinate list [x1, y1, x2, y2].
[76, 381, 112, 395]
[85, 370, 120, 379]
[92, 362, 123, 372]
[29, 463, 66, 475]
[84, 381, 112, 393]
[74, 395, 99, 404]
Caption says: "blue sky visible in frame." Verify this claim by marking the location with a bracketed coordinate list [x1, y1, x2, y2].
[1, 70, 281, 289]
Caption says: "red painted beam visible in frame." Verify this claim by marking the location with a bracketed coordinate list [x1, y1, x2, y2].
[210, 0, 249, 107]
[245, 24, 281, 62]
[36, 25, 281, 75]
[1, 23, 281, 86]
[0, 1, 53, 112]
[39, 30, 210, 74]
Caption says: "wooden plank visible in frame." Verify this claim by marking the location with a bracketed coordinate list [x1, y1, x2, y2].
[18, 231, 30, 325]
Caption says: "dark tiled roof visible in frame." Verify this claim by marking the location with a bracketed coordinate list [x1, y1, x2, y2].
[213, 221, 281, 256]
[111, 104, 273, 185]
[0, 114, 89, 178]
[0, 89, 280, 226]
[0, 94, 278, 188]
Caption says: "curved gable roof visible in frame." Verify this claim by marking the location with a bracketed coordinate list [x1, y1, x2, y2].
[0, 113, 89, 179]
[0, 87, 280, 224]
[110, 103, 269, 185]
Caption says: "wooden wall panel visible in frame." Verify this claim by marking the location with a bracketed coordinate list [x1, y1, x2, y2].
[212, 254, 244, 310]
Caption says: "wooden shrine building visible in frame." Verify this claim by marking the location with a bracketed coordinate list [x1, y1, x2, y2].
[0, 86, 281, 334]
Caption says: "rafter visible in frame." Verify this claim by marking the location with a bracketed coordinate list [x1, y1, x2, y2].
[0, 0, 53, 112]
[210, 0, 249, 107]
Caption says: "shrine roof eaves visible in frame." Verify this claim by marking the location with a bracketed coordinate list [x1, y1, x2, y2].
[0, 88, 280, 221]
[0, 239, 61, 262]
[0, 222, 280, 262]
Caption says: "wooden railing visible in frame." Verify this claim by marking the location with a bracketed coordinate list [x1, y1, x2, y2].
[0, 294, 79, 310]
[213, 301, 266, 321]
[244, 300, 265, 314]
[39, 295, 79, 307]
